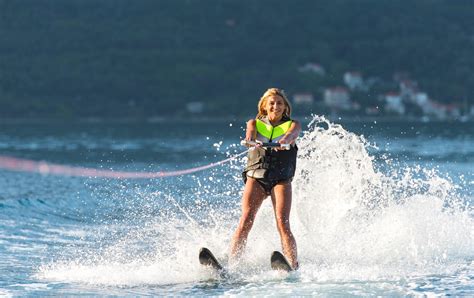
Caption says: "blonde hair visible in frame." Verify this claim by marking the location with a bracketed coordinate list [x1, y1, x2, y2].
[257, 88, 292, 118]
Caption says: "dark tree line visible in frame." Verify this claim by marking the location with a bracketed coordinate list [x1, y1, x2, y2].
[0, 0, 473, 118]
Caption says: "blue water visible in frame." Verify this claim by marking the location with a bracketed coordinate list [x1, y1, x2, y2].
[1, 118, 473, 296]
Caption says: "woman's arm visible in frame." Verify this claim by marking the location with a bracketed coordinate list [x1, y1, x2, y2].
[245, 119, 257, 141]
[278, 120, 301, 145]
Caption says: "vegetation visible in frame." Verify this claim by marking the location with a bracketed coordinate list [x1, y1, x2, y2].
[0, 0, 473, 119]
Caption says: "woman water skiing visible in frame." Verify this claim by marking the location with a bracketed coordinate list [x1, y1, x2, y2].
[230, 88, 301, 270]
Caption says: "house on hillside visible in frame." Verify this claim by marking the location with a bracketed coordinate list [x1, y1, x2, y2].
[343, 71, 365, 90]
[324, 87, 351, 110]
[292, 93, 314, 105]
[298, 63, 326, 76]
[413, 92, 429, 106]
[410, 93, 461, 119]
[384, 92, 405, 115]
[420, 101, 460, 120]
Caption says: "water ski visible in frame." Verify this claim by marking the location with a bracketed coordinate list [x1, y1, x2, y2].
[270, 251, 293, 272]
[199, 247, 228, 277]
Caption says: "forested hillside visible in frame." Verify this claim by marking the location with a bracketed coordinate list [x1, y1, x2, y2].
[0, 0, 473, 119]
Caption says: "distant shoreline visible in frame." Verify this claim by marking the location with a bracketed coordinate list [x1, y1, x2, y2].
[0, 115, 472, 125]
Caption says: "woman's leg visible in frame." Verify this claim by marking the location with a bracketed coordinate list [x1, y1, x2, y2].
[230, 177, 267, 260]
[271, 181, 298, 269]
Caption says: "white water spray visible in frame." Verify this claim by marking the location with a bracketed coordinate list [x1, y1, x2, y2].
[39, 116, 473, 286]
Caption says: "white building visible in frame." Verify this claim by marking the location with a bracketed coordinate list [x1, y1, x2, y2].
[420, 101, 460, 120]
[324, 87, 351, 110]
[384, 92, 405, 115]
[414, 92, 429, 106]
[343, 71, 365, 90]
[292, 93, 314, 105]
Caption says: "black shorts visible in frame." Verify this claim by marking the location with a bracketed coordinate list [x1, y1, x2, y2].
[243, 172, 292, 195]
[254, 177, 291, 195]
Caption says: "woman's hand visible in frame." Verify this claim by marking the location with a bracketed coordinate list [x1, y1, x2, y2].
[277, 120, 301, 149]
[276, 135, 292, 150]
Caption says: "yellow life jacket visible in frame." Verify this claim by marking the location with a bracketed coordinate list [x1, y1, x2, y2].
[255, 118, 293, 143]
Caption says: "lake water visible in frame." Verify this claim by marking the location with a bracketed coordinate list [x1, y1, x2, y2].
[1, 116, 473, 296]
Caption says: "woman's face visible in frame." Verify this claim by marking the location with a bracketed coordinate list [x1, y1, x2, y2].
[265, 95, 286, 120]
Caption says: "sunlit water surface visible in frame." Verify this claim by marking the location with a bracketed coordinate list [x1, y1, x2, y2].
[0, 117, 473, 296]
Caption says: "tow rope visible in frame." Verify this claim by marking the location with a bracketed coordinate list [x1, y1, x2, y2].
[0, 151, 248, 179]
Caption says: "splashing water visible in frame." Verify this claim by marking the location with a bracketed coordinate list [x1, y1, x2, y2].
[290, 117, 472, 280]
[36, 116, 473, 295]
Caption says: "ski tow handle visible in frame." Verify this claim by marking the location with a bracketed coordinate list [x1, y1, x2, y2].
[240, 140, 291, 150]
